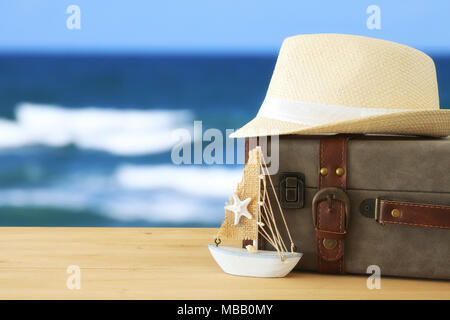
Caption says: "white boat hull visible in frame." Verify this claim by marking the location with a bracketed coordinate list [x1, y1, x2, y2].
[208, 244, 302, 278]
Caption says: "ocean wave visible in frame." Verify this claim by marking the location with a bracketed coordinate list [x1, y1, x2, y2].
[0, 188, 224, 224]
[103, 193, 225, 223]
[0, 189, 88, 208]
[115, 164, 243, 197]
[0, 102, 193, 155]
[0, 165, 243, 224]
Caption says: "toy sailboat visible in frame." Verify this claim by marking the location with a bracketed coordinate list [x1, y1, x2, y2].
[208, 147, 302, 278]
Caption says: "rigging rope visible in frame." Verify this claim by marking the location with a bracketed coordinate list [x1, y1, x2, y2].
[259, 152, 296, 253]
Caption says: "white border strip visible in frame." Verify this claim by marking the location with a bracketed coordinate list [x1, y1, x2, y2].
[257, 97, 408, 126]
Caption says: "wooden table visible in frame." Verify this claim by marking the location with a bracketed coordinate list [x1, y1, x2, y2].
[0, 227, 448, 299]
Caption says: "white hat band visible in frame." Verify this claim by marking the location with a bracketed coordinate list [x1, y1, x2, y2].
[257, 97, 408, 127]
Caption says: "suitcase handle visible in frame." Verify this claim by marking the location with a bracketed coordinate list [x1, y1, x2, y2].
[360, 198, 450, 230]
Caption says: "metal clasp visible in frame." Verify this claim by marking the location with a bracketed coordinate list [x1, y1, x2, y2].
[359, 198, 383, 225]
[279, 172, 305, 209]
[312, 187, 351, 230]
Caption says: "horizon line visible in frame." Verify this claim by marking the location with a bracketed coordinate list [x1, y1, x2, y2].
[1, 49, 450, 58]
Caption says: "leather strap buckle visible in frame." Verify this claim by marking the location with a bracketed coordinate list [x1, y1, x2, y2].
[312, 187, 351, 230]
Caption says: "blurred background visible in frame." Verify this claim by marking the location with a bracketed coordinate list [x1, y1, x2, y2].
[0, 1, 449, 227]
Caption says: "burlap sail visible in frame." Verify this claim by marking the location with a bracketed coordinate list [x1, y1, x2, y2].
[217, 147, 260, 241]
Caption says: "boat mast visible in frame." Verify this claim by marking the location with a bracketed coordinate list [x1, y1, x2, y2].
[253, 146, 263, 249]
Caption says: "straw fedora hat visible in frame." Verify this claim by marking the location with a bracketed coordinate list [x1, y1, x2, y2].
[230, 34, 450, 138]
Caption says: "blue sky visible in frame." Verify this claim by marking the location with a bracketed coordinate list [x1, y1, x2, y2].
[0, 0, 449, 54]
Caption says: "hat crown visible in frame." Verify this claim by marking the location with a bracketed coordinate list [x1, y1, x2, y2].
[266, 34, 439, 110]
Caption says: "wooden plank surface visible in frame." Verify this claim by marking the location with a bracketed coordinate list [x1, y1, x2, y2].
[0, 227, 448, 300]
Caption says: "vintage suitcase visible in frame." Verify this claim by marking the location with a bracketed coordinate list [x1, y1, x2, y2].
[246, 135, 450, 280]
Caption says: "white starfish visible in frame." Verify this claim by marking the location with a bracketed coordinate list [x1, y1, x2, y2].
[224, 193, 252, 225]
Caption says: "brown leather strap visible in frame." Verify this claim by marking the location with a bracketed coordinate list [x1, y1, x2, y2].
[315, 136, 349, 274]
[378, 199, 450, 230]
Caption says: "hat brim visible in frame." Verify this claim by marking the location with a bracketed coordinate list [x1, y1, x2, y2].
[230, 109, 450, 138]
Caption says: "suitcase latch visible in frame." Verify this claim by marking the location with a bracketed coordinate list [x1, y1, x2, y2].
[280, 173, 305, 209]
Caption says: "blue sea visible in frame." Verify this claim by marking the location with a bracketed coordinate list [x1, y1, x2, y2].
[0, 54, 449, 227]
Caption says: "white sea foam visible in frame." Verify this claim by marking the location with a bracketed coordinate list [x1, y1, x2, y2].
[0, 165, 242, 224]
[0, 102, 193, 155]
[115, 164, 243, 197]
[0, 189, 89, 208]
[103, 193, 224, 223]
[0, 188, 224, 224]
